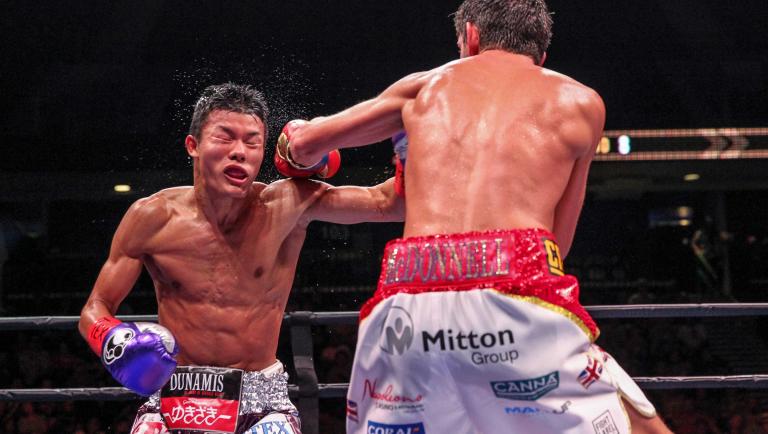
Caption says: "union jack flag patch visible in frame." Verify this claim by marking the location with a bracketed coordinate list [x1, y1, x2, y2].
[578, 353, 604, 389]
[346, 399, 359, 423]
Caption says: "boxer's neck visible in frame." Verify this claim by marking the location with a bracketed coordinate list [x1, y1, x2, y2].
[193, 182, 254, 230]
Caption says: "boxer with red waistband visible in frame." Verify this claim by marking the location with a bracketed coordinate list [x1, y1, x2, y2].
[78, 83, 403, 434]
[281, 0, 671, 432]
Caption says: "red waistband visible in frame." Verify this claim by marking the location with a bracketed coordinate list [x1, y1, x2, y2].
[377, 228, 566, 288]
[360, 228, 598, 339]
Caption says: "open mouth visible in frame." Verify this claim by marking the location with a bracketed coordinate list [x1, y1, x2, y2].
[224, 166, 248, 180]
[223, 166, 249, 185]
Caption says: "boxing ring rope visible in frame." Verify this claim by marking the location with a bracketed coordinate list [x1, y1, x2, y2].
[3, 303, 768, 330]
[3, 303, 768, 434]
[3, 375, 768, 402]
[596, 127, 768, 160]
[603, 127, 768, 138]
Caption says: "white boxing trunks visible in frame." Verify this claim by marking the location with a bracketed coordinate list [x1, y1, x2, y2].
[346, 228, 655, 434]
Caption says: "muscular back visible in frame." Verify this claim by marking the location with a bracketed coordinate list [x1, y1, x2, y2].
[402, 51, 604, 251]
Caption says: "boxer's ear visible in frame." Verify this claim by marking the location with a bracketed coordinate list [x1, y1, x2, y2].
[465, 22, 480, 56]
[185, 135, 199, 157]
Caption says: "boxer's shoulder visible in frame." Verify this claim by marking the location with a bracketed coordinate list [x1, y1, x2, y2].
[549, 80, 605, 155]
[262, 178, 329, 205]
[108, 192, 176, 257]
[540, 69, 603, 108]
[260, 179, 331, 230]
[122, 189, 184, 235]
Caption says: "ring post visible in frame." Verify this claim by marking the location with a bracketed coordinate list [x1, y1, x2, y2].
[289, 311, 320, 434]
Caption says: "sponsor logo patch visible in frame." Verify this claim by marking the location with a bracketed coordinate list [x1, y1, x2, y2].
[160, 366, 243, 433]
[504, 400, 571, 417]
[379, 307, 414, 355]
[103, 328, 135, 365]
[378, 306, 519, 365]
[505, 406, 542, 416]
[250, 421, 296, 434]
[490, 371, 559, 401]
[592, 410, 620, 434]
[367, 421, 425, 434]
[363, 379, 424, 413]
[422, 327, 518, 366]
[543, 238, 565, 276]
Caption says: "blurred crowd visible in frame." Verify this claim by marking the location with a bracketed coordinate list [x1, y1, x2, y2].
[2, 311, 768, 433]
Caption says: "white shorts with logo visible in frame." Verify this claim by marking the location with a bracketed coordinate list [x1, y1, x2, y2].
[346, 229, 655, 434]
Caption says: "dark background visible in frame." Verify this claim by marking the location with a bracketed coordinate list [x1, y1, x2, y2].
[1, 1, 768, 433]
[1, 0, 767, 172]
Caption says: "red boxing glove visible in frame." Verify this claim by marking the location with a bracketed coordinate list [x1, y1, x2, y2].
[392, 131, 408, 197]
[275, 120, 341, 179]
[394, 157, 405, 197]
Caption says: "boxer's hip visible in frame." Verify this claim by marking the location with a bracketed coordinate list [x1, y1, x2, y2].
[361, 228, 597, 340]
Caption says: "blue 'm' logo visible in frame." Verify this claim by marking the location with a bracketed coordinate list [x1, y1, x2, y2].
[490, 371, 559, 401]
[505, 406, 541, 415]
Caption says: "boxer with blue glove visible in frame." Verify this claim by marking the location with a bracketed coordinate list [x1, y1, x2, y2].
[86, 316, 178, 396]
[79, 83, 402, 434]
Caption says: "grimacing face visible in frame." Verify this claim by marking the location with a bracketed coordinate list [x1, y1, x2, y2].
[187, 109, 266, 198]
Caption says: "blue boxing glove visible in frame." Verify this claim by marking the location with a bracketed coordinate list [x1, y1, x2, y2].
[87, 316, 179, 396]
[392, 131, 408, 197]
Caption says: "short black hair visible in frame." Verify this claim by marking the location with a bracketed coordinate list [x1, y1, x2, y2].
[189, 83, 269, 140]
[454, 0, 553, 64]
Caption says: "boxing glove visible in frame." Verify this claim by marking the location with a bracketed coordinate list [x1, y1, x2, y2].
[87, 316, 179, 396]
[275, 120, 341, 179]
[392, 131, 408, 197]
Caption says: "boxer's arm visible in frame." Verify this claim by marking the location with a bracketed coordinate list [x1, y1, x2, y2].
[304, 178, 404, 225]
[288, 71, 433, 166]
[553, 90, 605, 258]
[78, 251, 142, 340]
[553, 154, 592, 258]
[78, 198, 159, 339]
[79, 197, 179, 396]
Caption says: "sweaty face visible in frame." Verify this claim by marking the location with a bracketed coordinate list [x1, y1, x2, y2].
[192, 110, 265, 198]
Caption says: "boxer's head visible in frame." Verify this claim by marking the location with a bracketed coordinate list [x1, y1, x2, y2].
[453, 0, 552, 65]
[185, 83, 269, 198]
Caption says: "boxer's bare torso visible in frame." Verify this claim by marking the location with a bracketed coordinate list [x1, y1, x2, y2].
[80, 109, 402, 372]
[83, 176, 400, 371]
[125, 182, 320, 370]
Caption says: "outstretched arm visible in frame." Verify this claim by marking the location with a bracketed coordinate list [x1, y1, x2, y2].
[288, 71, 432, 166]
[299, 178, 404, 226]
